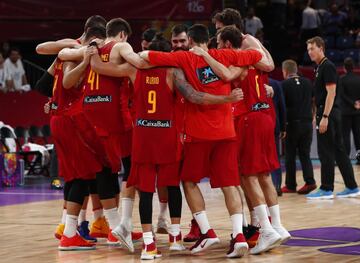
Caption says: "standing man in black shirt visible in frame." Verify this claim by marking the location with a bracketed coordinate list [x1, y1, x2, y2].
[281, 59, 317, 195]
[339, 57, 360, 163]
[306, 36, 359, 199]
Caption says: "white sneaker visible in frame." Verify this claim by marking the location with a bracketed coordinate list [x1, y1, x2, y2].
[190, 229, 220, 254]
[112, 224, 134, 253]
[249, 228, 281, 255]
[156, 217, 168, 234]
[169, 233, 186, 251]
[273, 225, 291, 244]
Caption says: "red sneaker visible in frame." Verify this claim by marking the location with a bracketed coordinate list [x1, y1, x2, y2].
[227, 233, 248, 258]
[131, 231, 143, 241]
[58, 234, 96, 251]
[297, 184, 317, 194]
[183, 219, 201, 242]
[141, 241, 162, 260]
[190, 229, 220, 254]
[281, 186, 296, 193]
[107, 230, 120, 246]
[243, 225, 260, 248]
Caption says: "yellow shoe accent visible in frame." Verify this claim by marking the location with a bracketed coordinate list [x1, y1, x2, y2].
[55, 223, 65, 240]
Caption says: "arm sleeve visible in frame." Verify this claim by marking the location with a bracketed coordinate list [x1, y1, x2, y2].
[224, 49, 262, 67]
[34, 71, 54, 97]
[148, 51, 184, 67]
[323, 63, 337, 84]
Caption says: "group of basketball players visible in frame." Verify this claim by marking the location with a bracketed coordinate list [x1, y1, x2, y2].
[35, 8, 291, 260]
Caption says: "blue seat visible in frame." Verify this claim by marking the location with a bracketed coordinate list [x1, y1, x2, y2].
[336, 36, 354, 49]
[324, 36, 335, 49]
[343, 49, 359, 62]
[325, 49, 343, 63]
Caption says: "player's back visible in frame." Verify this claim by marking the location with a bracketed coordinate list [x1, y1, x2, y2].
[51, 58, 82, 115]
[132, 67, 180, 164]
[81, 41, 124, 135]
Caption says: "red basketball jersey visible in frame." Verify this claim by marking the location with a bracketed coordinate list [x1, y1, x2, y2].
[132, 68, 181, 164]
[51, 58, 82, 115]
[238, 68, 273, 115]
[81, 41, 124, 135]
[119, 78, 134, 131]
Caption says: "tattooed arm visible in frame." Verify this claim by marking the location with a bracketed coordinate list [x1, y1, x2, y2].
[173, 68, 243, 105]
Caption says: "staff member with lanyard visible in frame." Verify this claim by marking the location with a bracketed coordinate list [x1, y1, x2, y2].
[305, 36, 359, 199]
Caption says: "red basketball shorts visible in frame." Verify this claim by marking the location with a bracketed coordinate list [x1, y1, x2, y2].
[235, 111, 279, 175]
[127, 161, 181, 192]
[181, 138, 240, 188]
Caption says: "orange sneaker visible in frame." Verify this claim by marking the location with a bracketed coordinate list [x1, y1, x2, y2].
[54, 223, 65, 240]
[243, 225, 260, 248]
[90, 216, 110, 238]
[58, 233, 96, 251]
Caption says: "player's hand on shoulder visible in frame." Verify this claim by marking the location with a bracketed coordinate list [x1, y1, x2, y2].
[44, 101, 51, 114]
[189, 46, 208, 57]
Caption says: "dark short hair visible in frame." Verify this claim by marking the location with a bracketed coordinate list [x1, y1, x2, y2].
[9, 47, 20, 54]
[148, 33, 171, 52]
[217, 25, 243, 48]
[142, 28, 157, 42]
[187, 24, 209, 44]
[208, 36, 217, 49]
[171, 24, 188, 36]
[84, 26, 106, 42]
[212, 8, 243, 32]
[344, 57, 354, 72]
[84, 15, 107, 32]
[106, 18, 132, 38]
[306, 36, 325, 51]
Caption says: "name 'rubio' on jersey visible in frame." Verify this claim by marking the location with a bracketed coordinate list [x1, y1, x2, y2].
[81, 41, 132, 135]
[132, 68, 181, 164]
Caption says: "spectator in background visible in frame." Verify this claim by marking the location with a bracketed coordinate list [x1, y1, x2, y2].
[0, 53, 6, 92]
[269, 78, 286, 196]
[141, 28, 157, 51]
[300, 0, 321, 42]
[339, 57, 360, 162]
[355, 31, 360, 48]
[244, 7, 263, 36]
[4, 47, 30, 92]
[281, 59, 316, 195]
[323, 3, 347, 36]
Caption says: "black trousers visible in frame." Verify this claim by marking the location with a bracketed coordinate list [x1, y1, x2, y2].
[285, 121, 315, 189]
[342, 114, 360, 155]
[316, 108, 358, 191]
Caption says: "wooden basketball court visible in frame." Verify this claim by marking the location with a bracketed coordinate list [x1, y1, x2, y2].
[1, 165, 360, 262]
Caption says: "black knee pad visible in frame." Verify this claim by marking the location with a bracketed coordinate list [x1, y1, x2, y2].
[167, 186, 182, 218]
[121, 156, 131, 182]
[111, 173, 120, 195]
[96, 166, 115, 200]
[88, 179, 98, 194]
[139, 191, 154, 224]
[67, 179, 88, 205]
[63, 181, 73, 201]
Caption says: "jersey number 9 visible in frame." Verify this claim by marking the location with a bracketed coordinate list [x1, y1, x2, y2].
[147, 90, 156, 113]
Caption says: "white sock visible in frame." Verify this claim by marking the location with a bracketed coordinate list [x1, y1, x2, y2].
[61, 209, 67, 224]
[158, 201, 168, 219]
[103, 207, 120, 230]
[78, 209, 86, 225]
[242, 211, 248, 227]
[254, 205, 273, 230]
[63, 215, 78, 238]
[250, 210, 259, 227]
[193, 211, 211, 234]
[120, 198, 134, 230]
[266, 206, 271, 217]
[168, 224, 180, 237]
[93, 208, 103, 220]
[231, 214, 243, 236]
[268, 204, 282, 228]
[143, 231, 154, 245]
